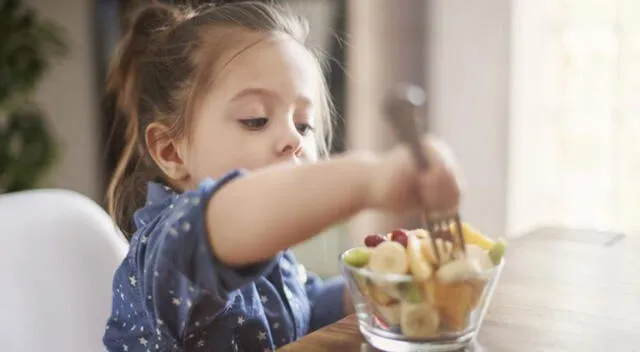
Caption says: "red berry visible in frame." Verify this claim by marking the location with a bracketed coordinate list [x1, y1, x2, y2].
[364, 234, 386, 248]
[390, 229, 409, 248]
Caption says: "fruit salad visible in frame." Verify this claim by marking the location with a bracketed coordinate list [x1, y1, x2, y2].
[342, 223, 506, 338]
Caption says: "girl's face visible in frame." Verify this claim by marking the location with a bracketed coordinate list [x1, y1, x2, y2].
[159, 32, 323, 188]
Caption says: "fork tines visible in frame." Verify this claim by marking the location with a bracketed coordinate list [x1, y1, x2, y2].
[423, 213, 466, 265]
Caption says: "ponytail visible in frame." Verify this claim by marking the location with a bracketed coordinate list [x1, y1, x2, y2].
[105, 3, 178, 237]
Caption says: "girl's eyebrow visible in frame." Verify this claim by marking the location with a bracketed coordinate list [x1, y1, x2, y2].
[231, 87, 313, 108]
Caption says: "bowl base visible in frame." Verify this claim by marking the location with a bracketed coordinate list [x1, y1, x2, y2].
[359, 323, 477, 352]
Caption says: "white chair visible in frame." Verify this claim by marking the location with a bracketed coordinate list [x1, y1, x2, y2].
[0, 189, 128, 352]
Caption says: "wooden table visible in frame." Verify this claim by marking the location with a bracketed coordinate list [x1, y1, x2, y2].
[278, 227, 640, 351]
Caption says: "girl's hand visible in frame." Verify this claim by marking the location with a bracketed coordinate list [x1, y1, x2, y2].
[368, 135, 464, 215]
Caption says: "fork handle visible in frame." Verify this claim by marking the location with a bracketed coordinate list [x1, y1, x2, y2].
[383, 85, 431, 172]
[406, 134, 430, 172]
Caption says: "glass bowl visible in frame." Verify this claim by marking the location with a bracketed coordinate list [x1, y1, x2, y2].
[340, 248, 504, 352]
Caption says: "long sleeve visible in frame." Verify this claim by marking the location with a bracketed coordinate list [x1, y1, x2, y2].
[304, 273, 347, 332]
[135, 171, 279, 340]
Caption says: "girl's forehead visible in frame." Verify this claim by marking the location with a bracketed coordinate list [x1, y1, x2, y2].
[208, 33, 320, 104]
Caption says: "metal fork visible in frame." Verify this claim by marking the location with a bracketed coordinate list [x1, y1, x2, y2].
[383, 84, 466, 265]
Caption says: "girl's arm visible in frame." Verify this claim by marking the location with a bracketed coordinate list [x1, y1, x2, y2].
[207, 152, 378, 267]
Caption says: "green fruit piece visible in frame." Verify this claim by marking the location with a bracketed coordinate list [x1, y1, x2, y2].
[343, 247, 372, 268]
[488, 240, 507, 265]
[397, 282, 424, 303]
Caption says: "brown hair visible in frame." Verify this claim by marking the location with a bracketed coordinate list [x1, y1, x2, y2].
[106, 1, 334, 237]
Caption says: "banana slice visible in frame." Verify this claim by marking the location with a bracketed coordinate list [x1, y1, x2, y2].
[368, 241, 409, 275]
[407, 235, 433, 281]
[400, 301, 439, 338]
[412, 228, 429, 239]
[439, 239, 455, 263]
[420, 238, 438, 265]
[420, 238, 456, 265]
[465, 244, 494, 271]
[436, 258, 482, 284]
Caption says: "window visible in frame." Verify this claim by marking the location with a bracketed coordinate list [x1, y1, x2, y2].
[509, 0, 640, 236]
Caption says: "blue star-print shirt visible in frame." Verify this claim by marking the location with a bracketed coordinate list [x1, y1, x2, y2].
[103, 170, 346, 351]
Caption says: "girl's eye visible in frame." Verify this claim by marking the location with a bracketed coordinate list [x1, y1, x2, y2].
[296, 123, 314, 136]
[239, 117, 269, 131]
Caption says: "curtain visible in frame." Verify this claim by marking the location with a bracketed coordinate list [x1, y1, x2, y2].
[509, 0, 640, 236]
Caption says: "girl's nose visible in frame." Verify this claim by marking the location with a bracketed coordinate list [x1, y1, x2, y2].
[275, 124, 303, 158]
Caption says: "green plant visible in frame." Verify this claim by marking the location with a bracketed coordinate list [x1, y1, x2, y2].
[0, 0, 68, 193]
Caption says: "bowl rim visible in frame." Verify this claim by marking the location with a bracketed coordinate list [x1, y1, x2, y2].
[340, 247, 505, 283]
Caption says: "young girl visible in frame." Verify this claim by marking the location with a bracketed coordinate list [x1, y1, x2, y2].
[103, 2, 462, 351]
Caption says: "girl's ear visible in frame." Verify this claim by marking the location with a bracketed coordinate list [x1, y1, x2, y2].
[145, 122, 189, 181]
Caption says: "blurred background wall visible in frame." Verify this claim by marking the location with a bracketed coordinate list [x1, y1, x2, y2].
[23, 0, 102, 201]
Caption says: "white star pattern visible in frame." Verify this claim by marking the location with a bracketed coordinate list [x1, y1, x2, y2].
[107, 183, 331, 352]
